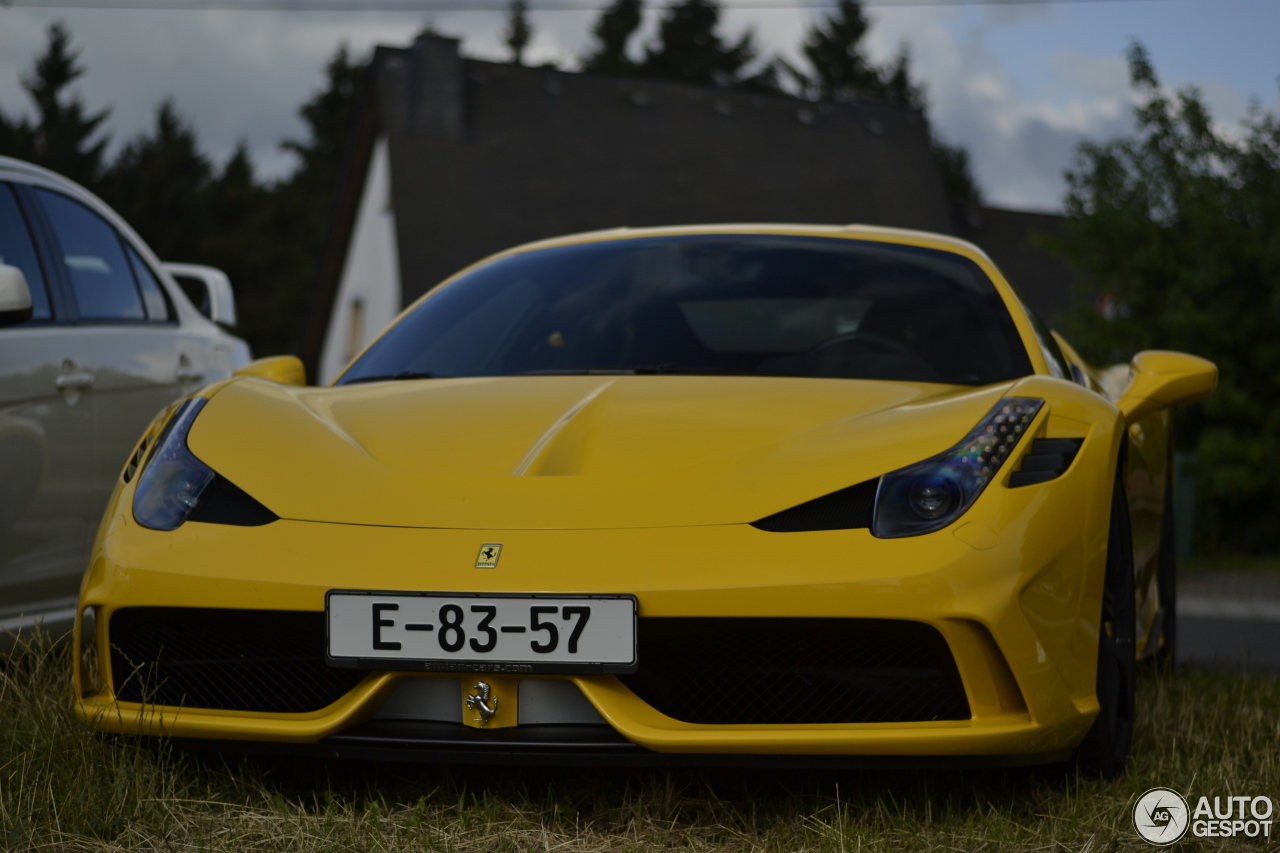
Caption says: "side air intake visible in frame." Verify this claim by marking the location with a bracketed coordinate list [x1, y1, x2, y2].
[751, 478, 879, 532]
[188, 474, 278, 526]
[1008, 438, 1083, 488]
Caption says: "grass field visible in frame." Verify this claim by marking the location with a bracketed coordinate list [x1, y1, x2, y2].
[2, 631, 1277, 852]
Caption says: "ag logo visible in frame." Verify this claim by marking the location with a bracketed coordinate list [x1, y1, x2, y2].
[475, 543, 502, 569]
[1133, 787, 1190, 846]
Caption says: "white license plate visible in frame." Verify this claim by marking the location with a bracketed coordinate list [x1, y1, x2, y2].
[326, 591, 637, 674]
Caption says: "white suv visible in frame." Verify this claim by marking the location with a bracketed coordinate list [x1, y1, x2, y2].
[0, 156, 251, 641]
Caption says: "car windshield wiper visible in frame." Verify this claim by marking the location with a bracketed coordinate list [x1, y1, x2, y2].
[517, 368, 637, 375]
[516, 365, 730, 376]
[344, 371, 443, 384]
[632, 365, 730, 375]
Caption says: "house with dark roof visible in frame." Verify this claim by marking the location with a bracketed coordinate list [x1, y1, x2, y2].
[301, 33, 1077, 383]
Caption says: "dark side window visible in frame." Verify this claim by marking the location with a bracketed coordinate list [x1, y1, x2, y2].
[1026, 309, 1071, 381]
[340, 235, 1035, 387]
[125, 243, 171, 321]
[36, 189, 169, 323]
[0, 183, 52, 321]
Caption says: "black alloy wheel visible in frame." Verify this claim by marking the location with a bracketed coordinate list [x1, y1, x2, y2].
[1076, 476, 1137, 777]
[1153, 458, 1178, 668]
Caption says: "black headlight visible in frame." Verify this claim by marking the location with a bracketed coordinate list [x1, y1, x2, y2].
[872, 398, 1042, 538]
[132, 398, 276, 530]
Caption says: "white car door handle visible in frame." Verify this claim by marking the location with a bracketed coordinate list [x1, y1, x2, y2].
[177, 367, 204, 383]
[55, 371, 95, 391]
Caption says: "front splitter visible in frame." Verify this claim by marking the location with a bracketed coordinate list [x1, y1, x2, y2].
[166, 720, 1073, 768]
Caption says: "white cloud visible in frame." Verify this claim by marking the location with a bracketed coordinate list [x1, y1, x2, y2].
[0, 7, 600, 177]
[837, 8, 1137, 210]
[982, 4, 1054, 26]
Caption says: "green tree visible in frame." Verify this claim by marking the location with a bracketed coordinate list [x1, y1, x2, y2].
[280, 45, 367, 199]
[797, 0, 877, 102]
[793, 1, 977, 217]
[641, 0, 758, 88]
[189, 144, 274, 331]
[933, 139, 982, 225]
[580, 0, 644, 76]
[243, 45, 369, 356]
[1059, 42, 1280, 552]
[0, 22, 110, 187]
[98, 100, 211, 261]
[794, 0, 922, 109]
[505, 0, 534, 66]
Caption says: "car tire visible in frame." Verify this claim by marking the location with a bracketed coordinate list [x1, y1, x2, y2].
[1153, 466, 1177, 669]
[1076, 475, 1137, 777]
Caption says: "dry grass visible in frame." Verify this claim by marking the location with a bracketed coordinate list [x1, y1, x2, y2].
[2, 630, 1277, 852]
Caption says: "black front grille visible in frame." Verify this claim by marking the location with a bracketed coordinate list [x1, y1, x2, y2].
[620, 618, 969, 725]
[109, 607, 366, 713]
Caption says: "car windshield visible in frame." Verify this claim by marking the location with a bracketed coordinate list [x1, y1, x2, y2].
[338, 235, 1033, 386]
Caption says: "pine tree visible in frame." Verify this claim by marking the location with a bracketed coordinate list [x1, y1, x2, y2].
[195, 144, 271, 327]
[581, 0, 644, 76]
[798, 0, 880, 102]
[641, 0, 756, 88]
[796, 1, 973, 213]
[98, 100, 211, 262]
[280, 45, 367, 196]
[250, 45, 370, 356]
[505, 0, 534, 66]
[0, 22, 110, 187]
[796, 0, 922, 108]
[932, 139, 982, 222]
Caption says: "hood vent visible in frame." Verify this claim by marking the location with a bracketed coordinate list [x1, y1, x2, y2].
[751, 478, 879, 533]
[1008, 438, 1083, 488]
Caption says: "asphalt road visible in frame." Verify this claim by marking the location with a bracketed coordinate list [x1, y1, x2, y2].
[1177, 571, 1280, 673]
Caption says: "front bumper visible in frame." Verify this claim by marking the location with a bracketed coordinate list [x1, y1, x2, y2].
[76, 484, 1108, 762]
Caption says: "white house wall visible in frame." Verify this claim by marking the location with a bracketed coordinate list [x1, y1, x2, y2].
[318, 136, 402, 385]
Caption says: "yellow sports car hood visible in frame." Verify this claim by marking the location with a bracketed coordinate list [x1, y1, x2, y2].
[187, 375, 1015, 529]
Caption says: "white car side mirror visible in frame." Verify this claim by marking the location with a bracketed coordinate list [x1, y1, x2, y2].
[0, 264, 34, 327]
[162, 263, 238, 329]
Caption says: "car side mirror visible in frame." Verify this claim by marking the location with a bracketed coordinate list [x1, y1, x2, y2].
[0, 264, 34, 327]
[163, 263, 238, 329]
[1115, 350, 1217, 425]
[233, 355, 306, 386]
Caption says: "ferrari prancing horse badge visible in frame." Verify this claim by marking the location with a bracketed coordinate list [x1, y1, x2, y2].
[466, 681, 499, 727]
[475, 543, 502, 568]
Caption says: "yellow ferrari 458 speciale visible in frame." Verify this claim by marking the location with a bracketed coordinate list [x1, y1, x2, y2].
[75, 224, 1215, 774]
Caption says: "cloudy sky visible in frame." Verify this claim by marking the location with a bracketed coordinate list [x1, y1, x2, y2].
[0, 0, 1277, 211]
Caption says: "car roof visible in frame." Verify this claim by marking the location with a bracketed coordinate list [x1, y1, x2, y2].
[0, 155, 84, 187]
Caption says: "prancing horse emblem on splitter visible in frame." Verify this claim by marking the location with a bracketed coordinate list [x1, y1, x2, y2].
[466, 681, 499, 727]
[475, 543, 502, 568]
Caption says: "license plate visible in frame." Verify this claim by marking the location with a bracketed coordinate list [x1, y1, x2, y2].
[326, 591, 637, 674]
